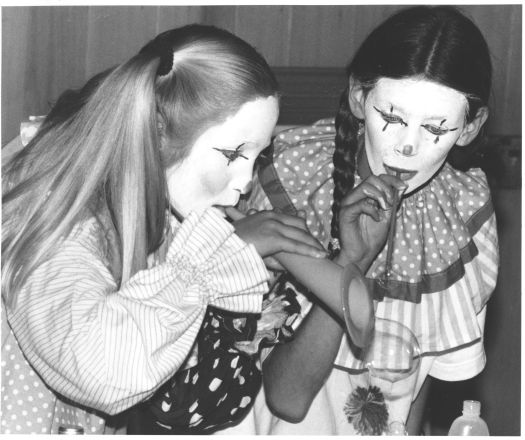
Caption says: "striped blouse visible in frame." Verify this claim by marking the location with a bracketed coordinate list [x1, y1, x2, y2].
[1, 207, 270, 434]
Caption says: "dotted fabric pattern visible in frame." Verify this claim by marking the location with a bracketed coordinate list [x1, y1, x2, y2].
[1, 328, 106, 434]
[128, 279, 301, 434]
[248, 119, 498, 369]
[271, 118, 493, 296]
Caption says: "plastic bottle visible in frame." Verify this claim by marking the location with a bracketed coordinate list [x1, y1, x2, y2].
[387, 420, 407, 435]
[448, 400, 489, 436]
[58, 425, 84, 434]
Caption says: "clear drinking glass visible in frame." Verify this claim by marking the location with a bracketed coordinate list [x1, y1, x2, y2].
[344, 318, 421, 435]
[365, 318, 420, 433]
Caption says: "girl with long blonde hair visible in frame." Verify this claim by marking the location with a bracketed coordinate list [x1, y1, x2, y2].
[2, 24, 397, 434]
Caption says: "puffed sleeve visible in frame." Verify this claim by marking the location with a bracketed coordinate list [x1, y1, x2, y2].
[5, 208, 269, 415]
[469, 211, 499, 310]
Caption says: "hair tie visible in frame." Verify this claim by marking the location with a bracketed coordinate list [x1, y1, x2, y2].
[139, 36, 174, 77]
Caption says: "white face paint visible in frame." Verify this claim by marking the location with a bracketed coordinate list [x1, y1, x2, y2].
[166, 96, 279, 216]
[363, 78, 469, 193]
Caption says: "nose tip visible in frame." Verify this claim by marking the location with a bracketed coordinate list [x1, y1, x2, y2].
[240, 181, 253, 195]
[397, 144, 416, 156]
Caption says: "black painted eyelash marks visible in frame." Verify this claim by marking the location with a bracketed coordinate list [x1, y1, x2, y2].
[213, 143, 248, 165]
[374, 105, 408, 131]
[420, 119, 458, 144]
[374, 107, 459, 143]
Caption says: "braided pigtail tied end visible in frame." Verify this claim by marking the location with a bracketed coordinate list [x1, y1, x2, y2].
[328, 237, 341, 260]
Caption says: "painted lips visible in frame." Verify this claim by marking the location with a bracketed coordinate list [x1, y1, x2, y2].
[383, 164, 418, 181]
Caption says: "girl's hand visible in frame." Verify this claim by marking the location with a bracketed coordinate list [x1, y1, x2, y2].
[224, 207, 327, 270]
[336, 174, 406, 271]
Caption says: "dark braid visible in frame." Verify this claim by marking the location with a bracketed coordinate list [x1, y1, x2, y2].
[330, 86, 361, 242]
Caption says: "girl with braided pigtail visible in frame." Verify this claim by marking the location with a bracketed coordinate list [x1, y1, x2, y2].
[232, 5, 499, 436]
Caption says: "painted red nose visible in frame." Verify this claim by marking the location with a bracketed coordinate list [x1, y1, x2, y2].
[401, 144, 413, 155]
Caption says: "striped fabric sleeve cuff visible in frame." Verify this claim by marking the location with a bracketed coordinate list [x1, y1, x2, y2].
[165, 207, 269, 314]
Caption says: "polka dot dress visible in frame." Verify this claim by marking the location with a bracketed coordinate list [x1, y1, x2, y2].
[1, 311, 107, 434]
[270, 118, 493, 297]
[250, 118, 498, 367]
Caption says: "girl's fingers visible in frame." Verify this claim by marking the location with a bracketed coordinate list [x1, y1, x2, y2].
[229, 207, 310, 233]
[227, 207, 326, 257]
[341, 175, 407, 210]
[341, 198, 383, 222]
[224, 206, 246, 221]
[269, 211, 310, 231]
[275, 225, 327, 252]
[264, 256, 286, 271]
[342, 181, 391, 210]
[276, 235, 327, 259]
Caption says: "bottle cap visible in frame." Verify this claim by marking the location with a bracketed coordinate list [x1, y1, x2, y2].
[58, 425, 84, 434]
[388, 420, 408, 435]
[463, 400, 481, 415]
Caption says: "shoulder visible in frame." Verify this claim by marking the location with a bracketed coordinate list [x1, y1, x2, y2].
[437, 164, 494, 233]
[63, 214, 119, 272]
[271, 119, 336, 193]
[273, 118, 336, 157]
[255, 119, 337, 244]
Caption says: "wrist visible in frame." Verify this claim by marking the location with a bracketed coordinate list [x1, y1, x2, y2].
[334, 251, 372, 273]
[329, 237, 373, 272]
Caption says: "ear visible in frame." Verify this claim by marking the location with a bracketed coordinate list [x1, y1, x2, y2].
[156, 112, 168, 148]
[456, 107, 489, 146]
[348, 76, 366, 119]
[156, 112, 165, 134]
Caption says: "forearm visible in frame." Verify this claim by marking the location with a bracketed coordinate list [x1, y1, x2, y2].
[333, 250, 375, 274]
[275, 252, 374, 350]
[274, 253, 346, 320]
[10, 266, 214, 415]
[262, 302, 344, 422]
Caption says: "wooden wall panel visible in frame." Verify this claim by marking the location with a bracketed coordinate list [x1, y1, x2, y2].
[157, 6, 204, 34]
[84, 6, 159, 77]
[24, 7, 89, 103]
[2, 7, 31, 145]
[2, 4, 521, 145]
[1, 5, 205, 145]
[2, 7, 90, 144]
[84, 5, 205, 78]
[234, 6, 292, 66]
[288, 5, 400, 67]
[202, 6, 236, 33]
[465, 5, 522, 135]
[203, 6, 292, 65]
